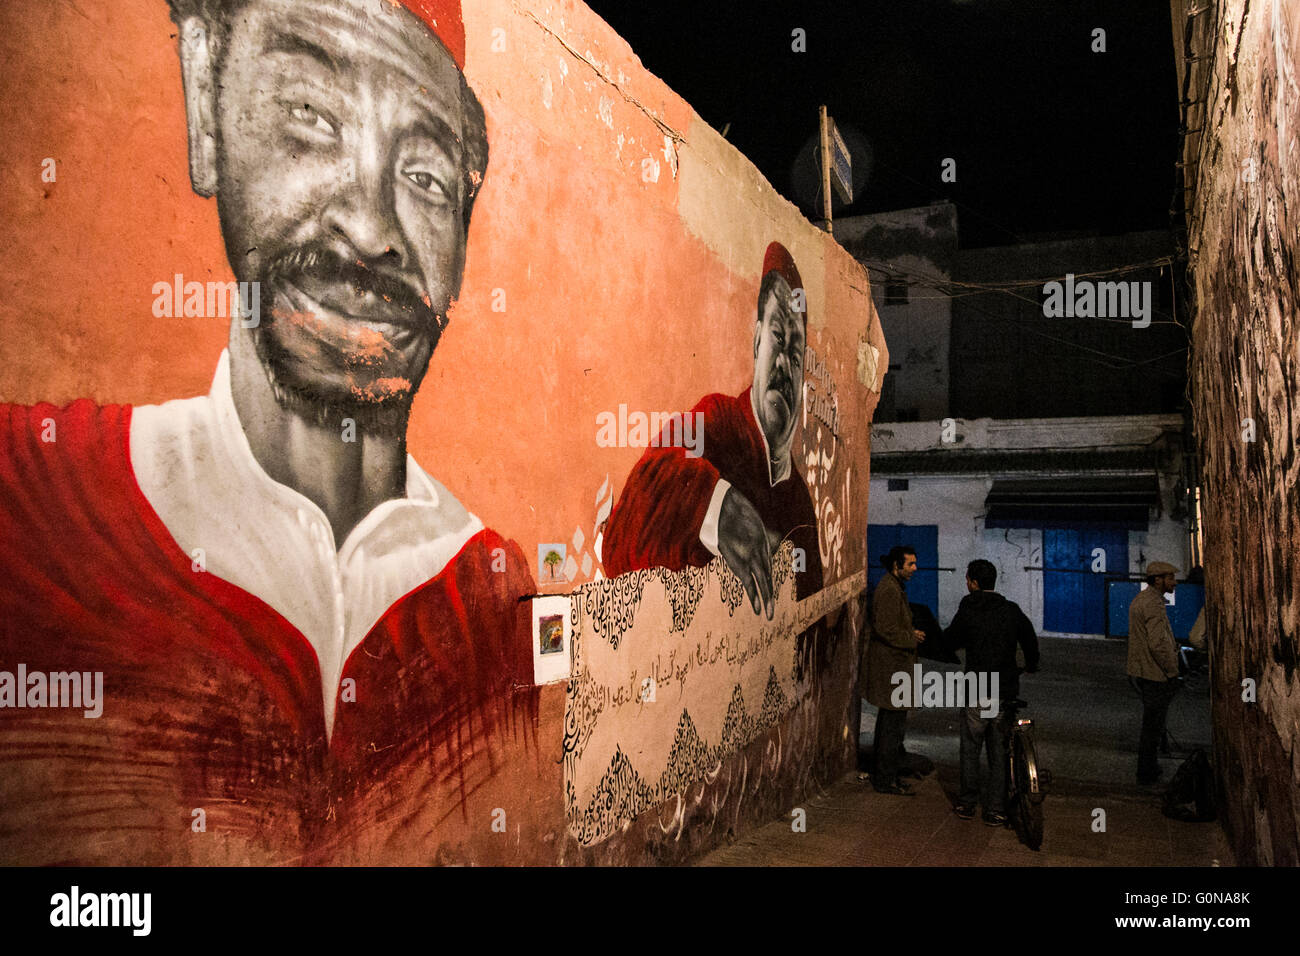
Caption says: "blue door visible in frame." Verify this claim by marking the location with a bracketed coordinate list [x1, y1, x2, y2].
[867, 524, 939, 617]
[1043, 528, 1128, 634]
[1107, 581, 1205, 639]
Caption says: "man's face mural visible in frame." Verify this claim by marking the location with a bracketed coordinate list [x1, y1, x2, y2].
[178, 0, 486, 427]
[752, 273, 806, 455]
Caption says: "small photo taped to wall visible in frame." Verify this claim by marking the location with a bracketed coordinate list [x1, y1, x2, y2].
[532, 595, 572, 684]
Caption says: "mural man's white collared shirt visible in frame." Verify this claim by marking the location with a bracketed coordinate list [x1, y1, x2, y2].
[129, 349, 482, 737]
[699, 386, 794, 555]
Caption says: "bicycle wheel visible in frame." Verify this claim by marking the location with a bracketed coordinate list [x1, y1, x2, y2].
[1013, 731, 1044, 850]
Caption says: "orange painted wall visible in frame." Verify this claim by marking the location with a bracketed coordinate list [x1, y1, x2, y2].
[0, 0, 882, 589]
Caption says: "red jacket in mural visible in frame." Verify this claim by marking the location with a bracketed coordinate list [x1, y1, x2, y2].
[0, 400, 537, 864]
[603, 387, 824, 598]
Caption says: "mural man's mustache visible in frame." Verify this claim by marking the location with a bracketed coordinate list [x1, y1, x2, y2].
[244, 243, 447, 437]
[769, 369, 794, 408]
[262, 245, 443, 331]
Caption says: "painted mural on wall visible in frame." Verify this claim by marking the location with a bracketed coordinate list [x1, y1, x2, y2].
[603, 243, 824, 608]
[802, 343, 851, 582]
[567, 243, 863, 848]
[563, 548, 864, 846]
[0, 0, 541, 866]
[0, 0, 883, 864]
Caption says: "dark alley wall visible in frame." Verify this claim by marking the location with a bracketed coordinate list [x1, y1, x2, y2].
[1174, 0, 1300, 865]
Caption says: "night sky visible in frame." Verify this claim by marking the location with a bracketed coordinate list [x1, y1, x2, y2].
[585, 0, 1181, 248]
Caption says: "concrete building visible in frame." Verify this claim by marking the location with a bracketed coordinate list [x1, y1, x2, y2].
[837, 202, 957, 423]
[951, 231, 1185, 420]
[838, 205, 1196, 635]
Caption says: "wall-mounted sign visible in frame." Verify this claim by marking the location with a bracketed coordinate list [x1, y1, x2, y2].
[829, 119, 853, 204]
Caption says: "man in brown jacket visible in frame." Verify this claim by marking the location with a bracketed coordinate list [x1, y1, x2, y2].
[1127, 560, 1181, 785]
[865, 546, 926, 795]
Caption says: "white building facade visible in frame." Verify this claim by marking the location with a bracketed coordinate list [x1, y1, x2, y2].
[868, 415, 1193, 636]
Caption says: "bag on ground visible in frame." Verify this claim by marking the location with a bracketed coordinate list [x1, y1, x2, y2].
[1162, 748, 1216, 822]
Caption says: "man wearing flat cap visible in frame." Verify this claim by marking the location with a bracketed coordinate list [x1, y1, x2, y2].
[0, 0, 534, 864]
[1127, 560, 1181, 786]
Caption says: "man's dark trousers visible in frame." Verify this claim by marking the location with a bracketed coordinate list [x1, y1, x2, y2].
[959, 704, 1009, 813]
[1135, 677, 1178, 783]
[873, 709, 908, 787]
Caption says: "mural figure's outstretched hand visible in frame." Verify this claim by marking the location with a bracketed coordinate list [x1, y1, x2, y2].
[718, 486, 775, 620]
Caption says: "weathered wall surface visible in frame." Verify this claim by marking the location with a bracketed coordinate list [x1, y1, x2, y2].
[0, 0, 883, 865]
[1172, 0, 1300, 865]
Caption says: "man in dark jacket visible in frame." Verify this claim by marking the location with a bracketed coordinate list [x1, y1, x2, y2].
[865, 546, 926, 795]
[943, 559, 1040, 825]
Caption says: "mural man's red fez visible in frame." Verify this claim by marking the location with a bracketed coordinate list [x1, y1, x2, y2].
[762, 241, 803, 297]
[400, 0, 466, 69]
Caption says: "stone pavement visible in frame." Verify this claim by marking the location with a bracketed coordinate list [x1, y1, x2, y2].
[696, 636, 1234, 866]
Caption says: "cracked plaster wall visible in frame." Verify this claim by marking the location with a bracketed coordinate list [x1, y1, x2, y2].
[1174, 0, 1300, 865]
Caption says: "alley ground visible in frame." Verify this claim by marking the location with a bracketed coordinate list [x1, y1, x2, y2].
[696, 636, 1233, 866]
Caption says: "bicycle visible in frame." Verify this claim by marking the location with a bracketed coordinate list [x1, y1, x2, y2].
[1004, 697, 1051, 851]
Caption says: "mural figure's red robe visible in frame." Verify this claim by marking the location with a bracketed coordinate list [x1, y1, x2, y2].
[0, 400, 537, 864]
[603, 388, 824, 598]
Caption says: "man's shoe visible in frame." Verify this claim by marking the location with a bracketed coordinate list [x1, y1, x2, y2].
[872, 781, 915, 796]
[953, 803, 976, 820]
[982, 811, 1008, 827]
